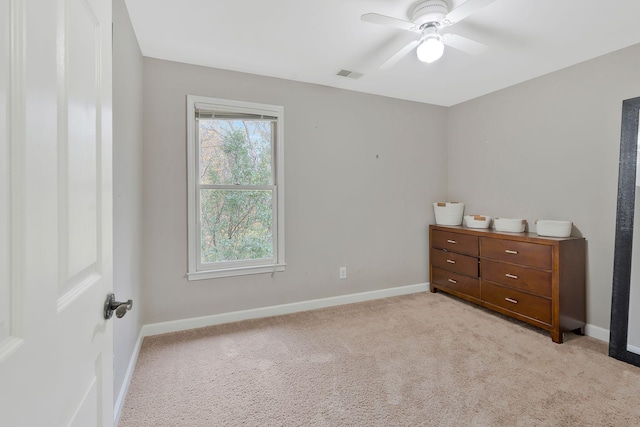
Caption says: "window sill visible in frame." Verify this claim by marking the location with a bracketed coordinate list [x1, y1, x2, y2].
[187, 263, 286, 281]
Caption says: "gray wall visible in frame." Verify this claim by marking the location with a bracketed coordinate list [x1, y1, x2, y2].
[447, 43, 640, 331]
[113, 0, 143, 406]
[142, 58, 448, 324]
[140, 41, 640, 334]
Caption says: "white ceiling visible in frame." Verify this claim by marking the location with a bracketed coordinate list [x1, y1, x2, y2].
[124, 0, 640, 107]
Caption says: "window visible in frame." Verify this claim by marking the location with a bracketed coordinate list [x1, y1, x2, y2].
[187, 96, 285, 279]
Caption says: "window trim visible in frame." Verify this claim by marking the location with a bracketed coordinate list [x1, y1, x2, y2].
[186, 95, 285, 280]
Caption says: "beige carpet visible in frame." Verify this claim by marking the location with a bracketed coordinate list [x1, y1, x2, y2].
[119, 292, 640, 426]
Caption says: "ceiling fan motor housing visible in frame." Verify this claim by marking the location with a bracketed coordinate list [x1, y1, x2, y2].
[412, 0, 448, 26]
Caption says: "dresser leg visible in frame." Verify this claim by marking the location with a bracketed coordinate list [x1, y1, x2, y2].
[573, 327, 585, 336]
[551, 331, 563, 344]
[430, 285, 437, 293]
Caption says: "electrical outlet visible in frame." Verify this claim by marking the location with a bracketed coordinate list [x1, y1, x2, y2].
[339, 267, 347, 279]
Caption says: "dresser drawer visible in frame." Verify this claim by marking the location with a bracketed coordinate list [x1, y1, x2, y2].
[480, 238, 551, 269]
[432, 267, 480, 299]
[481, 259, 551, 297]
[432, 230, 478, 256]
[481, 281, 551, 325]
[431, 249, 478, 277]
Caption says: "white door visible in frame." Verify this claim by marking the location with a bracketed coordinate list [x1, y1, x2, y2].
[0, 0, 114, 425]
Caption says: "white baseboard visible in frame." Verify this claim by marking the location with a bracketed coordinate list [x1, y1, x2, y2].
[585, 323, 609, 343]
[139, 285, 613, 343]
[627, 344, 640, 353]
[114, 329, 144, 426]
[142, 283, 429, 337]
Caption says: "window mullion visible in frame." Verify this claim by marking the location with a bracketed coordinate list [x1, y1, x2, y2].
[199, 184, 274, 191]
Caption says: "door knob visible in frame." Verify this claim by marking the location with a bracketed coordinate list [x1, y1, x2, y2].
[104, 293, 133, 319]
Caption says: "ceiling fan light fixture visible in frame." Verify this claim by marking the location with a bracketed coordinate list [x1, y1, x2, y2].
[416, 35, 444, 63]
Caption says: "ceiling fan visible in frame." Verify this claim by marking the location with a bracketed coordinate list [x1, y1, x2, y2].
[361, 0, 497, 68]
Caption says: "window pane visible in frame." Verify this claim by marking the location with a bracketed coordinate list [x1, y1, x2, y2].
[199, 119, 273, 186]
[200, 189, 273, 263]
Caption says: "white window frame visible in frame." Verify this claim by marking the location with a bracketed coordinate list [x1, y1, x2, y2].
[186, 95, 285, 280]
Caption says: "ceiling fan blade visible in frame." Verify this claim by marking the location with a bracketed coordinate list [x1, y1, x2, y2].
[379, 40, 420, 70]
[444, 0, 497, 25]
[361, 13, 418, 32]
[442, 33, 487, 55]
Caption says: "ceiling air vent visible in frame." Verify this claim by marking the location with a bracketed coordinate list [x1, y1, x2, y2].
[336, 69, 364, 79]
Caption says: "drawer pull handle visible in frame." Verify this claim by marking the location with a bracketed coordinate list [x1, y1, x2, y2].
[447, 239, 457, 244]
[505, 297, 518, 304]
[505, 250, 518, 255]
[446, 259, 456, 264]
[505, 273, 519, 279]
[448, 279, 457, 284]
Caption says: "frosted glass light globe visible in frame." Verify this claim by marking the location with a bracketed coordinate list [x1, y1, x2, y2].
[416, 37, 445, 63]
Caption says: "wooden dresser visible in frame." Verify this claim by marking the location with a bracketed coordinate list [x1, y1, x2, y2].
[429, 224, 586, 343]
